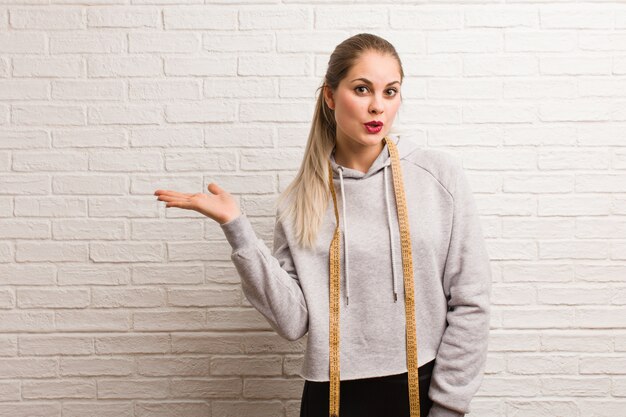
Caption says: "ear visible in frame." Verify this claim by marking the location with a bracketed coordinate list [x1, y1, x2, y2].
[323, 85, 335, 110]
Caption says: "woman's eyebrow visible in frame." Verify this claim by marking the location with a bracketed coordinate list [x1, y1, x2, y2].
[350, 78, 400, 86]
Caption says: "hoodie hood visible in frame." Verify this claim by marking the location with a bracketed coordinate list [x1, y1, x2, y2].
[328, 133, 421, 306]
[329, 133, 420, 180]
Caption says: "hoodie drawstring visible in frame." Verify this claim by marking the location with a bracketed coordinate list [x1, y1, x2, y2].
[384, 165, 399, 302]
[335, 155, 398, 306]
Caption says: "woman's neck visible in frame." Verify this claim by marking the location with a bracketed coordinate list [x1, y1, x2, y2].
[333, 139, 385, 174]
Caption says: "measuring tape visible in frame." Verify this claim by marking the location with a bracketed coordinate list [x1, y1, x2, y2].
[327, 136, 421, 417]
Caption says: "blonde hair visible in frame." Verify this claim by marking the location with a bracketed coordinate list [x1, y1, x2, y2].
[275, 33, 405, 250]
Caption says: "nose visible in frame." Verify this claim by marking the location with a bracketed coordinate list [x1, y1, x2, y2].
[369, 94, 384, 115]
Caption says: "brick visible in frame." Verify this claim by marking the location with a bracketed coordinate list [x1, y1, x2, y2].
[132, 264, 204, 285]
[89, 196, 159, 218]
[90, 242, 164, 262]
[50, 33, 125, 54]
[0, 381, 20, 401]
[130, 219, 202, 241]
[0, 80, 48, 100]
[316, 7, 385, 29]
[0, 336, 17, 356]
[88, 56, 161, 77]
[576, 308, 626, 328]
[52, 219, 125, 240]
[129, 80, 201, 100]
[89, 151, 162, 172]
[164, 57, 236, 76]
[131, 127, 203, 148]
[18, 335, 93, 355]
[243, 378, 303, 399]
[134, 402, 209, 417]
[129, 33, 199, 53]
[98, 379, 169, 399]
[95, 334, 170, 354]
[171, 333, 244, 355]
[0, 219, 50, 239]
[580, 355, 626, 374]
[13, 105, 85, 126]
[12, 151, 88, 172]
[63, 402, 132, 417]
[239, 54, 308, 76]
[506, 400, 579, 417]
[540, 376, 610, 396]
[137, 357, 210, 376]
[0, 358, 57, 378]
[10, 8, 83, 29]
[22, 379, 95, 399]
[0, 32, 45, 53]
[92, 287, 164, 308]
[170, 378, 241, 398]
[165, 102, 236, 123]
[541, 7, 614, 30]
[88, 105, 161, 125]
[477, 376, 539, 396]
[17, 288, 90, 308]
[164, 150, 236, 172]
[87, 7, 158, 28]
[55, 310, 129, 331]
[210, 355, 282, 376]
[0, 130, 49, 149]
[541, 55, 611, 76]
[506, 31, 577, 52]
[167, 287, 240, 307]
[53, 174, 126, 195]
[507, 354, 578, 374]
[52, 80, 124, 100]
[53, 128, 127, 148]
[60, 357, 134, 376]
[0, 264, 55, 285]
[58, 264, 130, 285]
[240, 7, 310, 30]
[541, 332, 612, 352]
[0, 403, 60, 417]
[504, 78, 577, 99]
[203, 33, 273, 52]
[391, 7, 461, 29]
[13, 57, 82, 78]
[205, 126, 273, 147]
[501, 308, 574, 328]
[16, 242, 89, 262]
[133, 311, 205, 331]
[163, 7, 236, 29]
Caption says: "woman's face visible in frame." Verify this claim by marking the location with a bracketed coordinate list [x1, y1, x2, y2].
[324, 51, 402, 150]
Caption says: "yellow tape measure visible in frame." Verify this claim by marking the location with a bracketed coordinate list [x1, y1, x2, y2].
[327, 136, 420, 417]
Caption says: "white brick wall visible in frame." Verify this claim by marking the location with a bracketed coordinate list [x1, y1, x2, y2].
[0, 1, 625, 416]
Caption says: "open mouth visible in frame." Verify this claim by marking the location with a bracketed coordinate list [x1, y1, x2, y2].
[364, 121, 383, 133]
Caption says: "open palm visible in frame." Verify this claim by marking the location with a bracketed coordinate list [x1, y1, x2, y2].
[154, 183, 241, 225]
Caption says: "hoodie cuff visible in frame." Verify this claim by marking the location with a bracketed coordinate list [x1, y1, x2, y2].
[219, 213, 257, 252]
[428, 403, 465, 417]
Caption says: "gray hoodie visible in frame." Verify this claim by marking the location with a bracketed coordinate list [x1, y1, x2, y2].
[220, 133, 491, 417]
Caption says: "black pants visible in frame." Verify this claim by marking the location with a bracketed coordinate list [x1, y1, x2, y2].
[300, 359, 435, 417]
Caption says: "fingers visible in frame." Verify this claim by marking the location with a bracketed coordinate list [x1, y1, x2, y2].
[207, 183, 223, 195]
[154, 189, 193, 198]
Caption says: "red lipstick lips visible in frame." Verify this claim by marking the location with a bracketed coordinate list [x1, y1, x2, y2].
[364, 120, 383, 134]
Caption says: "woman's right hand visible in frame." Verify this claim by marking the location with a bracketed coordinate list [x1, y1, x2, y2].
[154, 183, 242, 225]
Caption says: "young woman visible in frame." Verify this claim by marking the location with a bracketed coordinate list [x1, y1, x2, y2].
[154, 33, 492, 417]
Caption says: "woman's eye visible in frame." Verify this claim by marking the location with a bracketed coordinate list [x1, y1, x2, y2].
[354, 86, 399, 97]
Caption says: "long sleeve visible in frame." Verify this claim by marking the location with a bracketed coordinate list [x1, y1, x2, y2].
[220, 212, 309, 341]
[427, 163, 492, 417]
